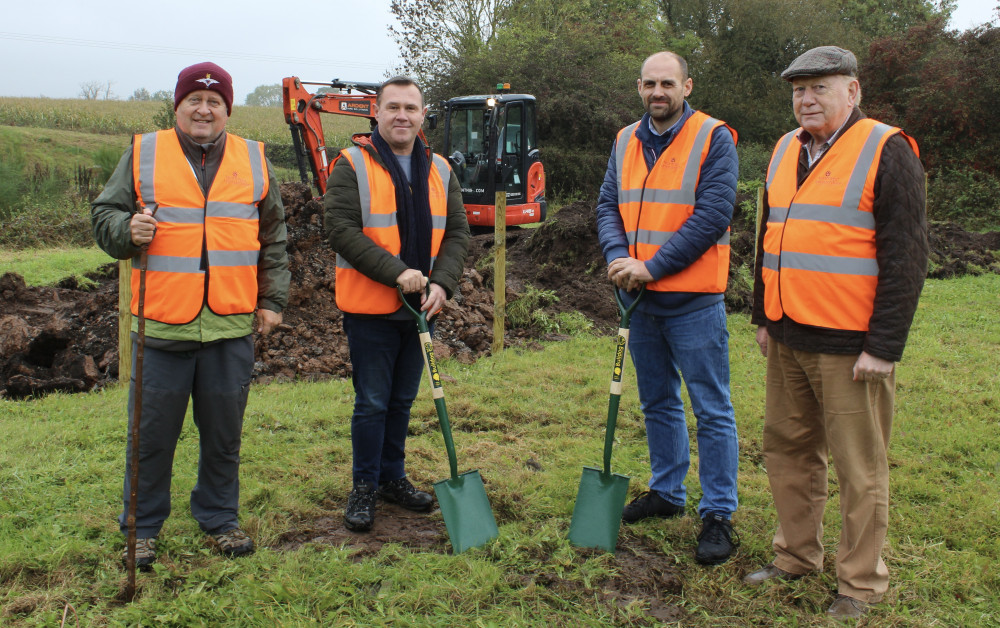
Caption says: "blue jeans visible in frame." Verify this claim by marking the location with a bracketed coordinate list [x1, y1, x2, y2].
[343, 314, 426, 486]
[627, 300, 739, 518]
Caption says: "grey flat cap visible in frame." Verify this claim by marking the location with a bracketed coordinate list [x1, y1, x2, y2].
[781, 46, 857, 80]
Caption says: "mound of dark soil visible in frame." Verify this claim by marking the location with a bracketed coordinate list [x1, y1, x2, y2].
[2, 183, 998, 398]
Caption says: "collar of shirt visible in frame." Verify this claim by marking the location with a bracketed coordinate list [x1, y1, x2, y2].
[797, 115, 850, 167]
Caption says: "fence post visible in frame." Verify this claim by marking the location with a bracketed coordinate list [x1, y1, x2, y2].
[492, 192, 506, 355]
[754, 186, 765, 269]
[118, 259, 132, 383]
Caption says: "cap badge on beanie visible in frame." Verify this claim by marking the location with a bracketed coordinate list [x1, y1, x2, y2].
[196, 76, 220, 88]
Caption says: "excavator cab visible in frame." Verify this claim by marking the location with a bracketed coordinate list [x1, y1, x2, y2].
[442, 90, 546, 227]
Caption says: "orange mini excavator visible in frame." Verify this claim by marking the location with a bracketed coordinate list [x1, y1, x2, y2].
[282, 77, 546, 227]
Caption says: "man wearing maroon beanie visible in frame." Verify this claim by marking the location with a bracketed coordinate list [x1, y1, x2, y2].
[91, 62, 290, 570]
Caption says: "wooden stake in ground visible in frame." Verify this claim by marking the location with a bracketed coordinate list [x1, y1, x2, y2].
[125, 202, 156, 602]
[124, 245, 148, 602]
[492, 191, 506, 354]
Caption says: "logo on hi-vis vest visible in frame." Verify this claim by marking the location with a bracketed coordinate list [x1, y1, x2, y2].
[196, 75, 220, 88]
[657, 156, 680, 171]
[223, 170, 251, 187]
[339, 101, 372, 115]
[818, 170, 842, 185]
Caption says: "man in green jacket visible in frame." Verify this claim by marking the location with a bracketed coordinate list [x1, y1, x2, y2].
[92, 62, 290, 570]
[325, 76, 469, 532]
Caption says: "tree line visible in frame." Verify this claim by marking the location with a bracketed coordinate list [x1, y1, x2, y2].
[391, 0, 1000, 227]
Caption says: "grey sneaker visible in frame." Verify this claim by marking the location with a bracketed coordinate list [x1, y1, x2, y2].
[209, 528, 255, 557]
[121, 537, 157, 572]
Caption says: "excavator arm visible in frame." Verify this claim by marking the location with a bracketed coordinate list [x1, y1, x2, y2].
[282, 77, 379, 195]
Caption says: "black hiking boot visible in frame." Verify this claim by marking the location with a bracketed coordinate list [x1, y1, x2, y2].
[622, 491, 684, 523]
[696, 514, 740, 565]
[378, 477, 434, 512]
[344, 480, 377, 531]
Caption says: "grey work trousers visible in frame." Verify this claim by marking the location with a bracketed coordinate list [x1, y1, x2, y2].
[119, 335, 253, 538]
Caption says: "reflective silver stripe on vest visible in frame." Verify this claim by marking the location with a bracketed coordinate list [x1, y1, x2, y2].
[619, 188, 691, 205]
[676, 116, 720, 201]
[766, 131, 798, 190]
[154, 206, 204, 224]
[365, 214, 398, 229]
[627, 228, 729, 247]
[432, 215, 447, 230]
[840, 123, 892, 212]
[206, 201, 260, 220]
[779, 251, 879, 276]
[785, 203, 875, 230]
[137, 132, 158, 207]
[431, 154, 449, 191]
[208, 250, 259, 267]
[615, 122, 641, 205]
[762, 251, 780, 271]
[768, 206, 789, 224]
[244, 138, 266, 201]
[346, 146, 372, 224]
[145, 255, 203, 273]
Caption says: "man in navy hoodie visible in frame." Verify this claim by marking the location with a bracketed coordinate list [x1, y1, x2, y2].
[595, 51, 740, 565]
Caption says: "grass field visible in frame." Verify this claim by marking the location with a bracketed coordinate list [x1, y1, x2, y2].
[0, 97, 368, 147]
[1, 274, 997, 626]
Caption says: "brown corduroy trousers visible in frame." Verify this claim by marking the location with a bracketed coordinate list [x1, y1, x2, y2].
[763, 340, 895, 603]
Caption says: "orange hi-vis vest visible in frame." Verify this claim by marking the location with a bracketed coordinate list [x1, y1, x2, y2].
[334, 145, 451, 315]
[616, 111, 734, 293]
[131, 129, 268, 325]
[761, 119, 919, 331]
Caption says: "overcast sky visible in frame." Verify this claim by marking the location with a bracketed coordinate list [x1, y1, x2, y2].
[1, 0, 997, 103]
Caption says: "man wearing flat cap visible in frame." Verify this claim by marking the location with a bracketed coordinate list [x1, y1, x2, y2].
[92, 61, 290, 570]
[745, 46, 927, 619]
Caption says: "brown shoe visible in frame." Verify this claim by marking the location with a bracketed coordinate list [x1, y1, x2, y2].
[121, 537, 157, 572]
[827, 595, 869, 620]
[209, 528, 255, 557]
[742, 563, 804, 586]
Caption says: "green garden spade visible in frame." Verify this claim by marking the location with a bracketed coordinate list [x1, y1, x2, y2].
[398, 287, 499, 554]
[568, 287, 644, 552]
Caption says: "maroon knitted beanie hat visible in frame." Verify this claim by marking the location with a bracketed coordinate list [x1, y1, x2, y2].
[174, 62, 233, 114]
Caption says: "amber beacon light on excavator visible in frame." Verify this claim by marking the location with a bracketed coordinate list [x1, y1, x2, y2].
[282, 77, 546, 227]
